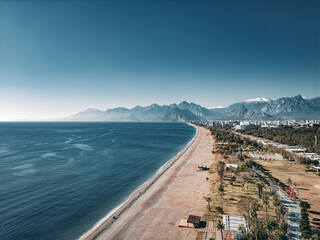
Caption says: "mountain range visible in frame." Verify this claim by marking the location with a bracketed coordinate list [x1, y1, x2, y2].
[65, 95, 320, 122]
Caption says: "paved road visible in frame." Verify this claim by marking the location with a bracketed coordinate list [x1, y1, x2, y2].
[253, 166, 301, 240]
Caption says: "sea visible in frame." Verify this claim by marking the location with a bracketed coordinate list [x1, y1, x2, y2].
[0, 122, 195, 240]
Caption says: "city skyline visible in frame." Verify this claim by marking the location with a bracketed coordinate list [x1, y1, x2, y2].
[1, 0, 319, 120]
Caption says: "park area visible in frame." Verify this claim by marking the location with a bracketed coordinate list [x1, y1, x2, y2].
[256, 160, 320, 230]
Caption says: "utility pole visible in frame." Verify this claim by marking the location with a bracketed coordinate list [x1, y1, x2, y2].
[316, 135, 318, 146]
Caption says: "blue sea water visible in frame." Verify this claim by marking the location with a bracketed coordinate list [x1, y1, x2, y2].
[0, 122, 195, 240]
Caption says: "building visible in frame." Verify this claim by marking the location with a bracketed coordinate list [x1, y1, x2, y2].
[223, 215, 247, 239]
[234, 122, 254, 131]
[178, 215, 202, 228]
[187, 215, 201, 228]
[225, 164, 238, 171]
[284, 146, 306, 154]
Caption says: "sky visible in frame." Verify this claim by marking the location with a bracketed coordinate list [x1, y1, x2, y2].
[0, 0, 319, 120]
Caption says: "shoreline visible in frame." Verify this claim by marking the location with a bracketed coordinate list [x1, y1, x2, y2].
[79, 124, 199, 240]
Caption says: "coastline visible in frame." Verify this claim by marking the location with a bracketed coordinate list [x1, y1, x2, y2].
[79, 123, 200, 240]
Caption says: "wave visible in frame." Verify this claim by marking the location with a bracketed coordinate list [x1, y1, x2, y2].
[12, 163, 37, 176]
[73, 144, 93, 151]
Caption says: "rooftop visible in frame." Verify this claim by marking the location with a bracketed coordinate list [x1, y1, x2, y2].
[223, 215, 246, 232]
[187, 215, 201, 225]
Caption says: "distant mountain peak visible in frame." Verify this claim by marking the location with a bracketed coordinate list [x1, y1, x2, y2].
[65, 94, 320, 122]
[178, 101, 198, 107]
[82, 108, 102, 113]
[179, 100, 190, 105]
[245, 97, 271, 102]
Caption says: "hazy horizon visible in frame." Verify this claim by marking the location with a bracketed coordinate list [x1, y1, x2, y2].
[1, 0, 319, 121]
[1, 94, 318, 122]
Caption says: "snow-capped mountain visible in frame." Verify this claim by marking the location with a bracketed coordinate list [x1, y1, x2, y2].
[208, 106, 225, 109]
[65, 95, 320, 121]
[245, 97, 271, 102]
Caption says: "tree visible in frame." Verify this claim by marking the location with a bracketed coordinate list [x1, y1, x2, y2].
[273, 196, 281, 207]
[300, 201, 311, 209]
[262, 192, 270, 219]
[230, 175, 236, 192]
[204, 197, 212, 211]
[256, 183, 264, 199]
[238, 153, 245, 161]
[238, 196, 257, 220]
[264, 219, 273, 240]
[218, 184, 225, 207]
[287, 178, 292, 187]
[275, 204, 286, 222]
[249, 202, 260, 221]
[248, 202, 261, 239]
[217, 220, 225, 240]
[217, 161, 225, 183]
[238, 224, 247, 237]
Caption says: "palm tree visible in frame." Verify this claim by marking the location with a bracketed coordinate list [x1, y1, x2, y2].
[248, 201, 260, 238]
[264, 219, 273, 240]
[217, 161, 225, 183]
[217, 220, 225, 240]
[275, 204, 286, 222]
[262, 192, 270, 219]
[250, 222, 260, 240]
[256, 183, 264, 199]
[238, 224, 247, 237]
[250, 202, 260, 220]
[204, 197, 212, 211]
[230, 175, 236, 192]
[218, 184, 225, 207]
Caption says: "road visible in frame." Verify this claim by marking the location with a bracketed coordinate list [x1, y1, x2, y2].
[253, 166, 301, 240]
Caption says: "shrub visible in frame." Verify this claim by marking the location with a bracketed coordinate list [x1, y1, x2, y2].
[301, 212, 309, 219]
[215, 206, 223, 213]
[300, 201, 311, 209]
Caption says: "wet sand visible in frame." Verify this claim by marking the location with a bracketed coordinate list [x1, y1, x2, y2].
[81, 125, 213, 240]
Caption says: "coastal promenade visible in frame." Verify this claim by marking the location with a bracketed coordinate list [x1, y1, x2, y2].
[252, 166, 301, 240]
[81, 125, 213, 240]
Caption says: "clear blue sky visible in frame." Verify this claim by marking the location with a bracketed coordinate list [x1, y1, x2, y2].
[0, 0, 319, 120]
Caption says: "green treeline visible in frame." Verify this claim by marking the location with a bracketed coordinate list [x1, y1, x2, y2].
[239, 124, 320, 154]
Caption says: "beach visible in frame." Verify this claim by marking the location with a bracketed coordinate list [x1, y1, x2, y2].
[80, 125, 213, 240]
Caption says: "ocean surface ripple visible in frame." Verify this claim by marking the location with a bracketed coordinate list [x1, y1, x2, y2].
[0, 122, 195, 240]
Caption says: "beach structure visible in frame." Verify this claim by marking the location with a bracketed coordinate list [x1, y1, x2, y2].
[178, 219, 194, 228]
[198, 165, 209, 171]
[225, 164, 238, 171]
[187, 215, 201, 228]
[222, 215, 247, 239]
[178, 215, 202, 228]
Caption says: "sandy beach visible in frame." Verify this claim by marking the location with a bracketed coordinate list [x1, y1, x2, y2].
[80, 125, 213, 240]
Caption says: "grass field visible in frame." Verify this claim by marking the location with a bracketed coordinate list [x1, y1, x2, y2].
[256, 160, 320, 229]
